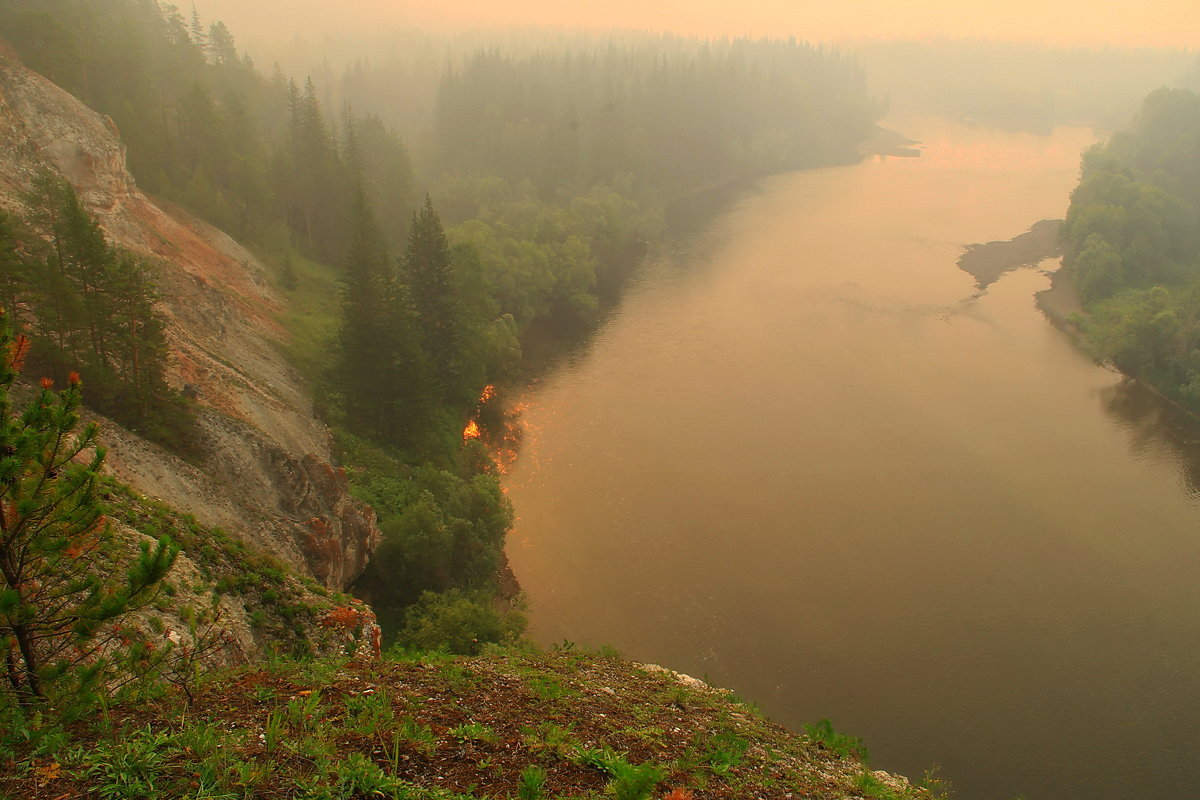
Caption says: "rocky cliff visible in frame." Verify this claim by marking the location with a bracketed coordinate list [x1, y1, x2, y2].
[0, 41, 380, 593]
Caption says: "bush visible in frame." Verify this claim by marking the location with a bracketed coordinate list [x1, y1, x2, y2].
[396, 589, 525, 655]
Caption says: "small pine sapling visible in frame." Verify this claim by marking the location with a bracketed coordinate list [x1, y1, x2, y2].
[0, 309, 177, 712]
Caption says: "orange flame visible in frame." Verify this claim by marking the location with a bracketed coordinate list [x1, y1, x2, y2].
[462, 385, 497, 443]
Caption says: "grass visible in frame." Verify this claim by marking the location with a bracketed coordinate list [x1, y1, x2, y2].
[804, 717, 870, 761]
[0, 649, 940, 800]
[271, 249, 341, 387]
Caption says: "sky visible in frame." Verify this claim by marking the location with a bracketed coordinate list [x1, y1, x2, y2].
[195, 0, 1200, 49]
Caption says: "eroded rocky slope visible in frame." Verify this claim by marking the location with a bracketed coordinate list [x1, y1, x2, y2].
[0, 41, 379, 594]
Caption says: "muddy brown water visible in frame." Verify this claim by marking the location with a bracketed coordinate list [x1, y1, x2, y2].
[503, 117, 1200, 800]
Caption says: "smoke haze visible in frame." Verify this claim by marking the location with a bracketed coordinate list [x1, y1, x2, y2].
[195, 0, 1199, 48]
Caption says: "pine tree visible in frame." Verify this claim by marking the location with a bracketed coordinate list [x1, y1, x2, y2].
[19, 175, 191, 447]
[0, 309, 177, 708]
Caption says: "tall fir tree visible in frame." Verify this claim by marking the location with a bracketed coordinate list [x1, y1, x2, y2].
[339, 188, 432, 445]
[285, 78, 349, 260]
[402, 196, 461, 400]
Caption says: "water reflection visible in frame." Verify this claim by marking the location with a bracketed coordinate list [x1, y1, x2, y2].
[1101, 378, 1200, 500]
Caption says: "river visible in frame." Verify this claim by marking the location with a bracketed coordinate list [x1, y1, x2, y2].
[502, 117, 1200, 800]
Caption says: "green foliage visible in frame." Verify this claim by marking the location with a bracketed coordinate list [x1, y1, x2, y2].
[1, 649, 919, 800]
[79, 726, 171, 799]
[444, 178, 659, 337]
[609, 759, 668, 800]
[1061, 88, 1200, 412]
[576, 745, 626, 773]
[577, 747, 666, 800]
[344, 688, 395, 735]
[334, 752, 402, 797]
[517, 765, 548, 800]
[397, 589, 525, 655]
[1, 178, 195, 449]
[855, 770, 917, 800]
[396, 715, 438, 757]
[263, 709, 284, 756]
[706, 730, 750, 775]
[803, 718, 869, 762]
[404, 197, 463, 396]
[527, 674, 574, 702]
[285, 690, 326, 733]
[448, 722, 498, 743]
[341, 434, 514, 622]
[336, 189, 434, 447]
[522, 722, 581, 761]
[0, 310, 177, 711]
[1063, 89, 1200, 299]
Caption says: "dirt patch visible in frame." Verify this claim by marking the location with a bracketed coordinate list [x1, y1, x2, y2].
[958, 218, 1062, 289]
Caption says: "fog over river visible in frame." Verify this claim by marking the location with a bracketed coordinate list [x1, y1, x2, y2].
[503, 117, 1200, 800]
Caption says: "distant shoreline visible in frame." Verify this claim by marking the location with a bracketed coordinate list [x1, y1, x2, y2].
[858, 125, 923, 157]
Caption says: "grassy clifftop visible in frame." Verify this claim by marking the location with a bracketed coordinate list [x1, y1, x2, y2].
[1, 649, 941, 800]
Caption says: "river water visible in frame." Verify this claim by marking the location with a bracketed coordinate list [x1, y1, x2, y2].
[502, 117, 1200, 800]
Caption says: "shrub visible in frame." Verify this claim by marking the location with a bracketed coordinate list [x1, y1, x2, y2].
[396, 589, 525, 655]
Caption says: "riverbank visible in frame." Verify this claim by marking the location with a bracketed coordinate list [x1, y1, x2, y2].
[1038, 267, 1200, 430]
[1034, 266, 1086, 340]
[857, 125, 923, 157]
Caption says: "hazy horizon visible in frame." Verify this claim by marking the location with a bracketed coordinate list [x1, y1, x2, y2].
[194, 0, 1200, 50]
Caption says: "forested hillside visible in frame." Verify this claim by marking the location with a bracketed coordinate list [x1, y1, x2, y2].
[1060, 87, 1200, 410]
[0, 0, 882, 638]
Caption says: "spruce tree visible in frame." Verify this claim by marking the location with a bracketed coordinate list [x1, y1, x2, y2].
[403, 196, 461, 399]
[339, 188, 432, 445]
